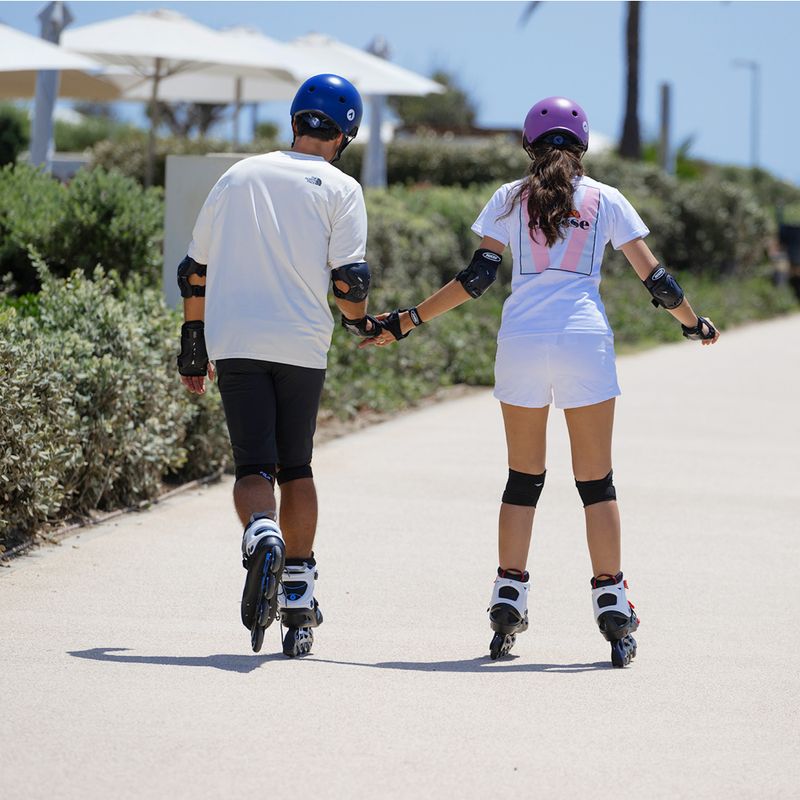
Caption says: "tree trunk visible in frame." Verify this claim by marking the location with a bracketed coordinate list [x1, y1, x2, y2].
[619, 1, 641, 159]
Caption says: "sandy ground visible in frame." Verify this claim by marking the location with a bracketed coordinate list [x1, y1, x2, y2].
[2, 314, 799, 799]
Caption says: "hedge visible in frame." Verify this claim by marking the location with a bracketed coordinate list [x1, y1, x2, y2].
[0, 163, 163, 293]
[0, 267, 229, 547]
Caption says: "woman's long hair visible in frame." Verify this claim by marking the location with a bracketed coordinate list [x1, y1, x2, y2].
[503, 138, 586, 247]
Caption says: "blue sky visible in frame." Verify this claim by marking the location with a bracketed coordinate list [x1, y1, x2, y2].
[2, 1, 798, 184]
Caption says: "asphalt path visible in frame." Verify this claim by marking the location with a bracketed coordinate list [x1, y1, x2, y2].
[2, 314, 799, 799]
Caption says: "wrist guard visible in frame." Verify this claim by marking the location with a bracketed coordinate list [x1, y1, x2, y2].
[681, 316, 716, 341]
[177, 321, 209, 376]
[643, 265, 684, 309]
[408, 307, 424, 327]
[341, 314, 381, 338]
[381, 309, 411, 341]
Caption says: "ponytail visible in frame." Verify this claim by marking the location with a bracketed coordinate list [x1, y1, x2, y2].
[503, 140, 585, 247]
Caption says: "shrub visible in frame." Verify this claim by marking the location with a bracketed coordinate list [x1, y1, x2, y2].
[54, 116, 136, 153]
[0, 163, 163, 292]
[89, 130, 280, 186]
[0, 104, 29, 167]
[0, 267, 229, 546]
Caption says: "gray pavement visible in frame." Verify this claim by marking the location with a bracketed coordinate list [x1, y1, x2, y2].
[2, 314, 799, 799]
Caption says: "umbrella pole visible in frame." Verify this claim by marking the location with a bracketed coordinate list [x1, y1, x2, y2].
[145, 57, 162, 187]
[233, 76, 242, 147]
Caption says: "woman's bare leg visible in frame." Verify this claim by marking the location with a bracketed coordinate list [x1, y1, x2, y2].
[498, 402, 549, 572]
[563, 398, 620, 577]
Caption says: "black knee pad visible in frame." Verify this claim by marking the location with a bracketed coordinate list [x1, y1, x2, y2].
[235, 464, 276, 483]
[576, 470, 617, 507]
[276, 464, 313, 486]
[502, 469, 546, 507]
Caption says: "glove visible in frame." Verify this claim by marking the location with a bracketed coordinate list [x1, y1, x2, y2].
[341, 314, 381, 338]
[177, 320, 209, 376]
[380, 309, 411, 341]
[681, 316, 716, 341]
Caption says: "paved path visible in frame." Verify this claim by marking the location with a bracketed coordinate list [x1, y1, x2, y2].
[2, 315, 799, 799]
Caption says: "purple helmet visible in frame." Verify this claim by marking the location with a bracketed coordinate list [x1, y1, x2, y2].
[522, 97, 589, 155]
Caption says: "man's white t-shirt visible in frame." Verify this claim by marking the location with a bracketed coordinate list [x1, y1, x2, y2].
[471, 175, 649, 338]
[188, 151, 368, 369]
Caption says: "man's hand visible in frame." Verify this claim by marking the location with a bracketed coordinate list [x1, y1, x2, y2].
[180, 362, 216, 395]
[358, 310, 411, 349]
[341, 314, 382, 337]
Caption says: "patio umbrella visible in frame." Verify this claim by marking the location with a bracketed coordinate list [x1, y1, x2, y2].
[0, 22, 118, 100]
[61, 10, 297, 184]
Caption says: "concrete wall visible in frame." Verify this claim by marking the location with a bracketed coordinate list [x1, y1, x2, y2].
[162, 154, 250, 307]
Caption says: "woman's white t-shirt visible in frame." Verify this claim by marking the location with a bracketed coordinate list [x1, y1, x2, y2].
[188, 151, 367, 370]
[471, 175, 649, 338]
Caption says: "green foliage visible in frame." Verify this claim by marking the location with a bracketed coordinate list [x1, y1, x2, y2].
[389, 70, 477, 132]
[89, 130, 280, 186]
[0, 267, 229, 546]
[0, 163, 163, 292]
[0, 104, 29, 167]
[54, 115, 136, 152]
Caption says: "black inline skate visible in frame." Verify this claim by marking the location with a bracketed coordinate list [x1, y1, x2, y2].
[591, 572, 639, 667]
[279, 558, 323, 658]
[241, 513, 286, 653]
[488, 568, 530, 660]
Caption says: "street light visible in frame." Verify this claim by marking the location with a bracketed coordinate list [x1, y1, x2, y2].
[733, 58, 760, 170]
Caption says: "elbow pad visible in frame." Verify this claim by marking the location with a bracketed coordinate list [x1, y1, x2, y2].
[643, 265, 684, 309]
[177, 255, 207, 298]
[455, 249, 502, 298]
[331, 261, 371, 302]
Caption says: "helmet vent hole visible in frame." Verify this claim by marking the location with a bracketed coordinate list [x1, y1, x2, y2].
[309, 86, 315, 92]
[572, 110, 578, 116]
[541, 109, 548, 115]
[339, 96, 346, 102]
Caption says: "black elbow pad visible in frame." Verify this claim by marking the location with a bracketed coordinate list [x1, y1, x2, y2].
[331, 261, 371, 302]
[177, 255, 207, 298]
[455, 249, 502, 298]
[643, 265, 684, 309]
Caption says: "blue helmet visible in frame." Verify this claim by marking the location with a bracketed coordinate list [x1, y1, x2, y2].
[290, 74, 362, 159]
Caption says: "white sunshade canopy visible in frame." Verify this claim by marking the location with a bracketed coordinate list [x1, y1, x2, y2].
[0, 22, 119, 100]
[290, 34, 444, 97]
[110, 28, 444, 105]
[61, 10, 297, 83]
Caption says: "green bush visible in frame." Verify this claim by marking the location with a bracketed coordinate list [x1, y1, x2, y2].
[0, 267, 229, 547]
[0, 163, 163, 292]
[89, 130, 280, 186]
[54, 116, 136, 153]
[0, 105, 29, 167]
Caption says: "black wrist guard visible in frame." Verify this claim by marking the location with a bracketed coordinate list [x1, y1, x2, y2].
[341, 314, 381, 338]
[681, 316, 716, 341]
[643, 265, 684, 309]
[408, 307, 424, 327]
[381, 309, 411, 341]
[177, 321, 209, 376]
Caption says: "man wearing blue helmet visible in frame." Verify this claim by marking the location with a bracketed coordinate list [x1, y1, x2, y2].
[176, 74, 376, 657]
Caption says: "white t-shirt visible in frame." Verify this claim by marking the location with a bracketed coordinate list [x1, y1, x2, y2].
[471, 175, 649, 338]
[188, 151, 368, 369]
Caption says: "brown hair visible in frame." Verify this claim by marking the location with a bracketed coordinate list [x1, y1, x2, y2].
[504, 139, 585, 247]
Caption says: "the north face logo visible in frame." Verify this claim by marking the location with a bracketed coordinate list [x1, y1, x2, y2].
[305, 176, 322, 186]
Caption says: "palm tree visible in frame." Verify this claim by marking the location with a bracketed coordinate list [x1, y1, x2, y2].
[521, 1, 642, 159]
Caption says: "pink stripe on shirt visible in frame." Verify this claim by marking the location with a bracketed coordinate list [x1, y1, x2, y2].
[521, 194, 551, 272]
[561, 187, 600, 273]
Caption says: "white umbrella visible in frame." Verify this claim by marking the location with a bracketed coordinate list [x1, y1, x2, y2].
[0, 22, 118, 100]
[61, 10, 297, 184]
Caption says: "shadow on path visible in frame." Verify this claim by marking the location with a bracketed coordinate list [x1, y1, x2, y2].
[68, 647, 282, 673]
[308, 656, 610, 673]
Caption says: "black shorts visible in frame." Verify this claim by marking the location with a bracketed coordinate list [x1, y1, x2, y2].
[215, 358, 326, 480]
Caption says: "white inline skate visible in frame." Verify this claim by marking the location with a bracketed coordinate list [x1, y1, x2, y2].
[279, 559, 323, 658]
[488, 568, 530, 660]
[591, 572, 639, 668]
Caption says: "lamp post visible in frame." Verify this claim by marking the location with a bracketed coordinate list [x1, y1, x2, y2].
[733, 58, 760, 170]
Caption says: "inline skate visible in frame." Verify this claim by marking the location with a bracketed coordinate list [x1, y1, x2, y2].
[591, 572, 639, 667]
[488, 568, 530, 660]
[279, 558, 323, 658]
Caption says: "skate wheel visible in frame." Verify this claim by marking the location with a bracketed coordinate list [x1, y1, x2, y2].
[489, 632, 516, 660]
[610, 635, 636, 668]
[283, 627, 314, 658]
[251, 622, 265, 653]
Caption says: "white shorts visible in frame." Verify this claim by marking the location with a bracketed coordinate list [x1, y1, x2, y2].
[493, 333, 621, 409]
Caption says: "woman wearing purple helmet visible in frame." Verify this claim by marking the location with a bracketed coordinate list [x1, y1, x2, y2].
[363, 96, 719, 667]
